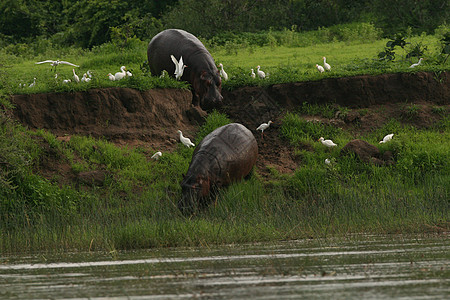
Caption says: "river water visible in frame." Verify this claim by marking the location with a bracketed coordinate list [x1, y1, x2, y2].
[0, 234, 448, 299]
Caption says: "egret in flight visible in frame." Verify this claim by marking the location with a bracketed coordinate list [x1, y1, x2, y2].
[35, 60, 79, 71]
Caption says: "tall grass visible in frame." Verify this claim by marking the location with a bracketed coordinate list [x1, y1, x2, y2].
[0, 109, 448, 254]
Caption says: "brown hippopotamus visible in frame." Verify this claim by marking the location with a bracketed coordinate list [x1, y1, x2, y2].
[179, 123, 258, 214]
[147, 29, 223, 109]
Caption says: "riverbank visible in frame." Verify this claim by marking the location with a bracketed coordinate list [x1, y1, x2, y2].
[1, 72, 449, 254]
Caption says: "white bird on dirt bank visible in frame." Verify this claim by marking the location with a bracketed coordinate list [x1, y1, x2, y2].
[35, 59, 79, 71]
[171, 55, 187, 80]
[379, 133, 394, 144]
[323, 57, 331, 71]
[257, 120, 273, 138]
[151, 151, 162, 160]
[107, 73, 115, 81]
[178, 130, 195, 148]
[114, 66, 127, 81]
[250, 68, 256, 78]
[256, 65, 265, 79]
[409, 58, 423, 68]
[318, 137, 337, 147]
[218, 63, 228, 80]
[316, 64, 325, 73]
[72, 69, 80, 83]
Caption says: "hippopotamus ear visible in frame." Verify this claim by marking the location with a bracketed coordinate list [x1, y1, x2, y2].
[200, 71, 207, 81]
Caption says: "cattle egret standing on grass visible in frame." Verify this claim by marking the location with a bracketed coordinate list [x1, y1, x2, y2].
[379, 133, 394, 144]
[171, 55, 187, 80]
[114, 66, 127, 80]
[151, 151, 162, 160]
[107, 73, 115, 81]
[409, 58, 423, 68]
[72, 69, 80, 83]
[28, 78, 36, 88]
[126, 70, 132, 77]
[251, 69, 256, 78]
[323, 57, 331, 71]
[87, 70, 93, 78]
[178, 130, 195, 148]
[35, 59, 79, 71]
[256, 65, 265, 79]
[316, 64, 325, 73]
[318, 137, 337, 147]
[63, 79, 71, 84]
[218, 63, 228, 80]
[325, 158, 331, 165]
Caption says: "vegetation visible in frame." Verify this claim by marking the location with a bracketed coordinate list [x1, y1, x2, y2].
[1, 1, 448, 48]
[0, 2, 449, 254]
[1, 24, 449, 96]
[0, 107, 448, 253]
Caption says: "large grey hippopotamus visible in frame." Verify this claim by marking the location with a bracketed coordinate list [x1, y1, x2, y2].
[147, 29, 223, 109]
[179, 123, 258, 214]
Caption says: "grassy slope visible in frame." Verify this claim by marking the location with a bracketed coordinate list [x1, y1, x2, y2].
[0, 29, 449, 253]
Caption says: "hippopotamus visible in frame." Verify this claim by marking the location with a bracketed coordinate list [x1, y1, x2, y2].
[179, 123, 258, 214]
[147, 29, 223, 109]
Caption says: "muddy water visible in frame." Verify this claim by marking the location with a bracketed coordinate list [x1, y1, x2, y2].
[0, 235, 448, 299]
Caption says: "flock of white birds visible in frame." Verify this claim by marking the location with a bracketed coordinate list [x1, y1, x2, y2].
[23, 60, 133, 87]
[30, 57, 398, 164]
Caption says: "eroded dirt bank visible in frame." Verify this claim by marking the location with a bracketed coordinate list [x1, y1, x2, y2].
[10, 71, 450, 177]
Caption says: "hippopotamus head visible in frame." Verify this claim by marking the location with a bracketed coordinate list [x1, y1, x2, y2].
[179, 174, 211, 215]
[193, 70, 223, 110]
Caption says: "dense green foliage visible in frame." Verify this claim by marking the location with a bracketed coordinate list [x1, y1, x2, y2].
[1, 0, 448, 48]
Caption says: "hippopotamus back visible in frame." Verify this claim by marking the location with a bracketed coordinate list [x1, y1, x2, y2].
[147, 29, 223, 109]
[180, 123, 258, 213]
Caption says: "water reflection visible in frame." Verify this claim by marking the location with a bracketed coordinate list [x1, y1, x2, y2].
[0, 234, 448, 299]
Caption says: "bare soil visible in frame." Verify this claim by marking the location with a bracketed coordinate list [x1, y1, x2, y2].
[10, 71, 450, 183]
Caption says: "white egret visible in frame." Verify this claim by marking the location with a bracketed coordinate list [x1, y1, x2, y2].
[250, 68, 256, 78]
[178, 130, 195, 148]
[28, 78, 36, 88]
[218, 63, 228, 80]
[114, 66, 127, 80]
[72, 69, 80, 83]
[318, 137, 337, 147]
[63, 79, 71, 84]
[409, 58, 423, 68]
[256, 65, 265, 79]
[171, 55, 187, 80]
[316, 64, 325, 73]
[87, 70, 92, 78]
[323, 57, 331, 71]
[256, 120, 273, 138]
[325, 158, 331, 165]
[35, 60, 79, 71]
[81, 73, 91, 82]
[107, 73, 115, 81]
[151, 151, 162, 160]
[379, 133, 394, 144]
[126, 70, 132, 77]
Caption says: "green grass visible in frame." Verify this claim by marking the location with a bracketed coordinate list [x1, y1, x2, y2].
[0, 108, 448, 254]
[0, 25, 449, 253]
[1, 26, 448, 95]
